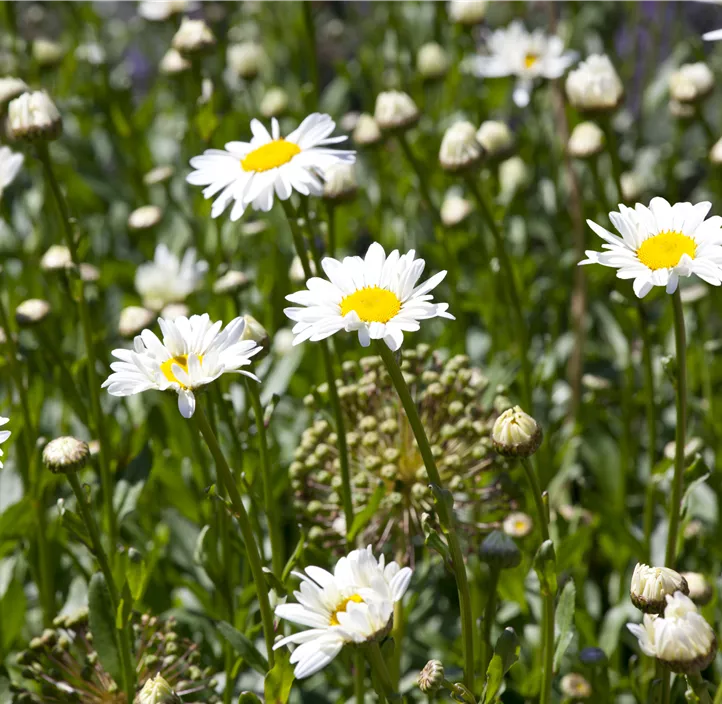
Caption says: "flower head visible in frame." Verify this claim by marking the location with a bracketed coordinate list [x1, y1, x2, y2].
[119, 306, 156, 338]
[681, 572, 713, 607]
[7, 90, 62, 142]
[476, 121, 513, 159]
[580, 198, 722, 298]
[441, 192, 473, 228]
[135, 244, 207, 311]
[492, 406, 542, 457]
[352, 113, 382, 146]
[159, 48, 190, 75]
[260, 86, 289, 118]
[465, 21, 577, 107]
[172, 18, 215, 57]
[227, 42, 265, 80]
[274, 546, 412, 678]
[322, 162, 358, 202]
[567, 121, 604, 159]
[0, 77, 28, 107]
[417, 42, 450, 80]
[449, 0, 488, 25]
[128, 205, 163, 231]
[15, 298, 50, 327]
[669, 63, 714, 104]
[418, 660, 445, 693]
[439, 121, 483, 171]
[187, 113, 355, 221]
[630, 563, 689, 614]
[565, 54, 623, 112]
[284, 242, 453, 351]
[139, 0, 198, 21]
[43, 437, 90, 475]
[374, 91, 420, 131]
[102, 314, 262, 418]
[627, 592, 717, 674]
[503, 511, 533, 537]
[560, 673, 592, 699]
[0, 417, 10, 469]
[137, 674, 181, 704]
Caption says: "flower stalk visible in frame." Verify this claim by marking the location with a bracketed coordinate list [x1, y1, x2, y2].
[366, 641, 401, 702]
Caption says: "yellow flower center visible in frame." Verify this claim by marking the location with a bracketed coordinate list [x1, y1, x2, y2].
[636, 231, 696, 271]
[524, 54, 539, 69]
[340, 287, 401, 323]
[160, 354, 202, 388]
[241, 139, 301, 172]
[329, 594, 364, 626]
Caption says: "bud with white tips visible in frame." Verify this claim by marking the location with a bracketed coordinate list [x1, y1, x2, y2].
[439, 121, 483, 171]
[323, 162, 358, 202]
[227, 42, 265, 80]
[7, 91, 62, 142]
[15, 299, 50, 327]
[41, 245, 73, 272]
[118, 306, 156, 338]
[32, 38, 64, 68]
[565, 54, 623, 113]
[128, 205, 163, 231]
[0, 77, 28, 108]
[681, 572, 713, 607]
[568, 121, 604, 159]
[160, 303, 189, 321]
[418, 660, 445, 694]
[136, 674, 181, 704]
[144, 165, 174, 186]
[441, 193, 472, 228]
[43, 437, 90, 475]
[492, 406, 542, 457]
[213, 270, 249, 295]
[374, 91, 419, 131]
[241, 314, 269, 356]
[669, 63, 714, 104]
[416, 42, 449, 81]
[352, 113, 382, 146]
[449, 0, 488, 25]
[630, 563, 689, 614]
[476, 121, 513, 159]
[159, 49, 190, 76]
[172, 18, 216, 57]
[260, 87, 288, 118]
[560, 673, 592, 699]
[498, 156, 529, 202]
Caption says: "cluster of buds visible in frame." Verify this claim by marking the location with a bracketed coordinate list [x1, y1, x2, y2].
[12, 610, 220, 703]
[290, 345, 514, 560]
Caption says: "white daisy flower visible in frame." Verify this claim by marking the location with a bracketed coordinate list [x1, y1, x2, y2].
[135, 244, 208, 312]
[464, 21, 578, 107]
[284, 242, 454, 351]
[0, 145, 23, 198]
[274, 546, 412, 679]
[138, 0, 198, 22]
[186, 113, 355, 221]
[580, 198, 722, 298]
[102, 314, 262, 418]
[704, 29, 722, 41]
[0, 417, 10, 469]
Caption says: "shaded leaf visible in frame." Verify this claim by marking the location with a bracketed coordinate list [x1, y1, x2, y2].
[88, 573, 122, 686]
[482, 628, 520, 703]
[264, 649, 295, 704]
[217, 620, 268, 675]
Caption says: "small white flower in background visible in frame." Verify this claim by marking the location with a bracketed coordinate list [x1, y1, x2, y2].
[159, 49, 190, 75]
[138, 0, 197, 21]
[0, 145, 23, 197]
[289, 255, 316, 283]
[227, 41, 265, 80]
[703, 28, 722, 41]
[499, 155, 529, 201]
[492, 406, 542, 457]
[187, 113, 355, 221]
[260, 86, 289, 118]
[6, 91, 62, 142]
[476, 120, 513, 159]
[75, 42, 106, 66]
[439, 121, 484, 171]
[681, 572, 713, 606]
[240, 314, 269, 350]
[710, 136, 722, 165]
[118, 306, 156, 338]
[630, 563, 689, 614]
[0, 417, 10, 469]
[213, 270, 249, 295]
[449, 0, 488, 26]
[669, 63, 714, 104]
[567, 121, 604, 159]
[102, 313, 262, 418]
[416, 42, 449, 80]
[144, 165, 175, 186]
[565, 54, 623, 112]
[171, 18, 215, 57]
[580, 198, 722, 298]
[274, 546, 412, 678]
[15, 299, 51, 327]
[41, 244, 73, 272]
[0, 77, 28, 107]
[323, 162, 358, 202]
[135, 244, 207, 312]
[128, 204, 163, 231]
[161, 303, 190, 320]
[620, 171, 643, 202]
[32, 38, 64, 67]
[137, 673, 181, 704]
[352, 113, 382, 146]
[560, 673, 592, 699]
[374, 90, 420, 131]
[284, 241, 453, 351]
[464, 21, 578, 107]
[627, 591, 717, 674]
[340, 111, 360, 133]
[441, 192, 473, 228]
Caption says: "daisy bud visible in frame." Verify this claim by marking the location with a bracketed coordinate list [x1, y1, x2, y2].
[498, 156, 529, 202]
[160, 303, 189, 321]
[136, 674, 181, 704]
[711, 136, 722, 165]
[669, 63, 714, 104]
[441, 193, 473, 228]
[144, 165, 175, 186]
[479, 530, 522, 569]
[7, 91, 62, 142]
[565, 54, 623, 113]
[118, 306, 156, 338]
[159, 49, 190, 76]
[227, 41, 265, 80]
[352, 113, 382, 146]
[416, 42, 449, 81]
[620, 171, 643, 202]
[449, 0, 488, 25]
[42, 437, 90, 475]
[374, 90, 420, 131]
[260, 87, 289, 118]
[241, 314, 269, 352]
[560, 673, 592, 699]
[213, 270, 249, 295]
[79, 263, 100, 282]
[681, 572, 713, 607]
[15, 299, 50, 327]
[32, 38, 64, 68]
[669, 99, 695, 120]
[172, 18, 216, 58]
[503, 511, 533, 537]
[40, 244, 73, 272]
[628, 592, 717, 674]
[323, 162, 358, 202]
[439, 121, 484, 172]
[418, 660, 445, 694]
[476, 120, 514, 160]
[128, 205, 163, 231]
[567, 121, 605, 159]
[492, 406, 542, 457]
[630, 563, 689, 614]
[0, 77, 28, 109]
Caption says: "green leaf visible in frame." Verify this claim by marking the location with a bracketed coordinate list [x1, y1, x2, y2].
[57, 499, 93, 550]
[429, 484, 455, 532]
[217, 620, 269, 675]
[348, 481, 385, 541]
[126, 550, 148, 602]
[88, 573, 123, 686]
[554, 580, 576, 670]
[281, 530, 305, 583]
[238, 693, 263, 704]
[533, 540, 557, 596]
[482, 628, 520, 703]
[264, 649, 295, 704]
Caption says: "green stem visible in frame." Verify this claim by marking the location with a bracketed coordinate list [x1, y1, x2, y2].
[366, 641, 400, 701]
[713, 680, 722, 704]
[688, 673, 713, 704]
[325, 203, 337, 257]
[480, 566, 500, 673]
[302, 2, 319, 108]
[354, 651, 366, 704]
[465, 175, 532, 411]
[600, 118, 624, 203]
[245, 378, 284, 576]
[37, 144, 117, 557]
[665, 289, 687, 568]
[192, 402, 275, 667]
[66, 472, 135, 701]
[375, 341, 474, 690]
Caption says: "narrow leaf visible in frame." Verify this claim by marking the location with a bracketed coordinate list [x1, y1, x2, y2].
[217, 620, 268, 674]
[88, 573, 122, 686]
